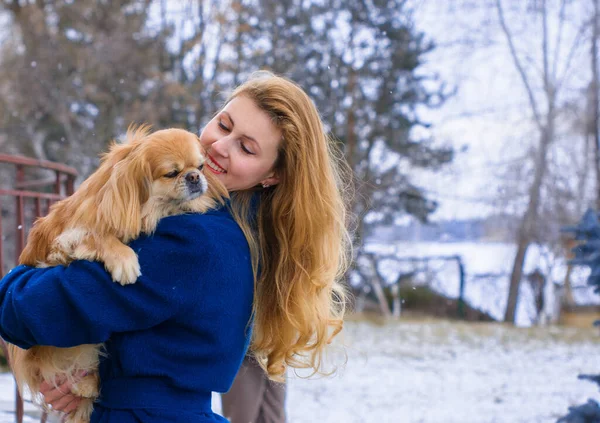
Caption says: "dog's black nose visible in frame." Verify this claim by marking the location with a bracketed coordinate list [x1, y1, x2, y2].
[185, 172, 200, 185]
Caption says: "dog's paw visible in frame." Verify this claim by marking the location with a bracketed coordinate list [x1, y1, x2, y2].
[70, 374, 99, 398]
[64, 397, 94, 423]
[104, 248, 141, 285]
[108, 259, 141, 285]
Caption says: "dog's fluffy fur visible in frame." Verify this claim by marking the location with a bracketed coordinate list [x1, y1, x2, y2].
[8, 126, 228, 423]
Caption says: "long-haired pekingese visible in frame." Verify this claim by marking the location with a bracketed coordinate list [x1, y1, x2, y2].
[7, 126, 228, 423]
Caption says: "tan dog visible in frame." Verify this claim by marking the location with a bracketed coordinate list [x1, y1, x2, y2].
[8, 126, 228, 423]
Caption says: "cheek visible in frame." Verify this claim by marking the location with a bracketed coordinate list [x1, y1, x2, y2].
[237, 163, 272, 187]
[198, 135, 210, 149]
[197, 137, 207, 149]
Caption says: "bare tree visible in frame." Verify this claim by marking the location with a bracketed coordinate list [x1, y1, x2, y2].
[592, 0, 600, 209]
[497, 0, 590, 322]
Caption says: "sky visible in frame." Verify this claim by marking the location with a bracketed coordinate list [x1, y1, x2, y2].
[409, 0, 593, 221]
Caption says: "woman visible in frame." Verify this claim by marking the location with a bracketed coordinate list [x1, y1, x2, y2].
[0, 72, 352, 422]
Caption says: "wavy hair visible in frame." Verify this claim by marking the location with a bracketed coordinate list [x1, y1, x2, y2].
[225, 72, 353, 380]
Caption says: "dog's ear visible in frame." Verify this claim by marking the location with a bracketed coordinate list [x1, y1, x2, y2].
[100, 125, 152, 165]
[97, 144, 152, 242]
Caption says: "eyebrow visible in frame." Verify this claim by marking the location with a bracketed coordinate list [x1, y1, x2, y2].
[221, 111, 261, 151]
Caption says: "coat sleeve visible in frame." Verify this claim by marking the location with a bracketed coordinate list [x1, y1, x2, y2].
[0, 215, 214, 349]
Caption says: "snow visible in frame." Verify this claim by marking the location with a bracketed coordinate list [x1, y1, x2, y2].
[229, 319, 599, 423]
[0, 373, 45, 422]
[0, 319, 597, 422]
[365, 241, 596, 326]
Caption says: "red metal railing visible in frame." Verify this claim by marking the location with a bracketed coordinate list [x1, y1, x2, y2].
[0, 154, 77, 423]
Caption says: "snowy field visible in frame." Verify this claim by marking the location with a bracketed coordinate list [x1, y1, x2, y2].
[0, 319, 598, 423]
[279, 319, 600, 423]
[282, 319, 599, 423]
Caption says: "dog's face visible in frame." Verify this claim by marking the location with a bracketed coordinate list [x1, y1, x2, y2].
[96, 127, 210, 240]
[142, 129, 208, 202]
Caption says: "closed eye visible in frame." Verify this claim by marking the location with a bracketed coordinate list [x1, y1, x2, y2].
[164, 170, 180, 178]
[218, 121, 230, 132]
[240, 142, 255, 155]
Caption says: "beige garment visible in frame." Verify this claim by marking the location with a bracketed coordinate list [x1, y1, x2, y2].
[221, 356, 286, 423]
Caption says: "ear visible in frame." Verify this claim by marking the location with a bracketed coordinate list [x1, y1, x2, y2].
[97, 146, 152, 242]
[260, 172, 279, 187]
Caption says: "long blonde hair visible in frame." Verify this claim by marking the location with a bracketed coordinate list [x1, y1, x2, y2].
[225, 72, 352, 380]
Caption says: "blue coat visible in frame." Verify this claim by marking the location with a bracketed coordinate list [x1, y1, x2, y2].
[0, 206, 254, 422]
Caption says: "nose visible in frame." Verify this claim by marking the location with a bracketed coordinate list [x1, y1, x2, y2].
[185, 171, 200, 185]
[209, 137, 230, 157]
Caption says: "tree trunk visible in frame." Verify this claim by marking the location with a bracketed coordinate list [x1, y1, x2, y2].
[593, 0, 600, 209]
[562, 265, 576, 306]
[345, 69, 357, 169]
[498, 0, 556, 323]
[505, 236, 529, 322]
[504, 122, 553, 322]
[345, 68, 366, 250]
[367, 256, 391, 318]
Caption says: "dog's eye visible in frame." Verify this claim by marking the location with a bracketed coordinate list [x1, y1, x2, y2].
[198, 164, 204, 171]
[164, 170, 180, 178]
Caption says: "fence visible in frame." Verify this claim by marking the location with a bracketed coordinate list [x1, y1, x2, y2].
[0, 154, 77, 423]
[355, 252, 467, 319]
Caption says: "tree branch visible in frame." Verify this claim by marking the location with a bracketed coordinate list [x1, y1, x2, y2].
[542, 0, 550, 98]
[555, 16, 591, 94]
[551, 0, 567, 82]
[495, 0, 543, 129]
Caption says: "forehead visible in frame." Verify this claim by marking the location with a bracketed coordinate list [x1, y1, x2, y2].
[147, 130, 203, 167]
[222, 96, 282, 148]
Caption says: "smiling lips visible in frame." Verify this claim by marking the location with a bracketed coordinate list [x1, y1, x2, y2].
[206, 154, 227, 174]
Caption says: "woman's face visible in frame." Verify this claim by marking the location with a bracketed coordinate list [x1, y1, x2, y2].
[199, 95, 281, 192]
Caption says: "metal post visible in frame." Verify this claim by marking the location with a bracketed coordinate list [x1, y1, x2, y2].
[0, 197, 3, 278]
[66, 174, 75, 196]
[391, 284, 401, 318]
[15, 195, 25, 258]
[54, 170, 61, 196]
[456, 255, 466, 319]
[35, 197, 41, 219]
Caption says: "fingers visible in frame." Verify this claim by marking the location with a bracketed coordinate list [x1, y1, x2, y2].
[49, 391, 81, 414]
[39, 372, 87, 414]
[60, 396, 83, 414]
[40, 377, 72, 404]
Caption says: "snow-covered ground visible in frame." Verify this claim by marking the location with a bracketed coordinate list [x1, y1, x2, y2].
[0, 374, 51, 423]
[282, 319, 600, 423]
[0, 319, 598, 423]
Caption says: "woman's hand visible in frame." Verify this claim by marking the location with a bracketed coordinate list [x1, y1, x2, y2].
[39, 371, 87, 414]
